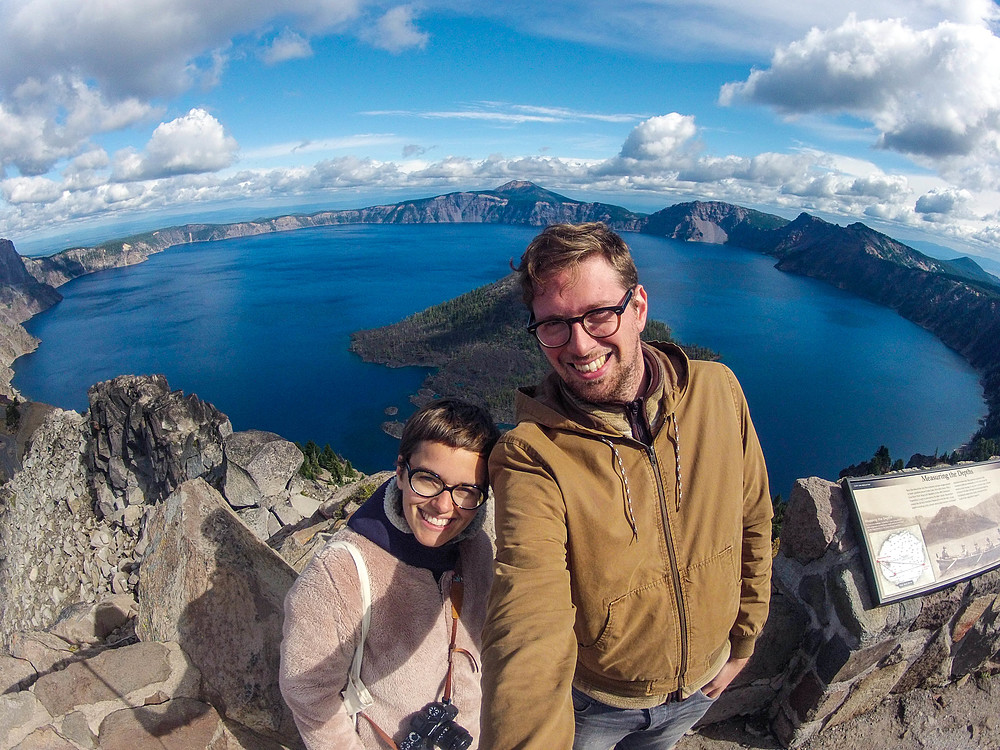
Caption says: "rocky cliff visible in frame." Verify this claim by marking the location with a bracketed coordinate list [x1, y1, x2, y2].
[20, 180, 645, 289]
[643, 200, 787, 245]
[641, 207, 1000, 446]
[0, 240, 62, 397]
[768, 216, 1000, 442]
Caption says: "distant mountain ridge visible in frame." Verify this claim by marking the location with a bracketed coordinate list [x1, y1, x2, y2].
[2, 180, 999, 447]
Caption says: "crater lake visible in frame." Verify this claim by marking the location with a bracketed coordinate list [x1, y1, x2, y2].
[12, 222, 986, 497]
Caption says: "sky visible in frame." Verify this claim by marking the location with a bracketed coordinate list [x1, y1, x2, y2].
[2, 0, 1000, 260]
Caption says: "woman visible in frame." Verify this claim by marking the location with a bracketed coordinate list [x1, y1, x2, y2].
[279, 398, 499, 749]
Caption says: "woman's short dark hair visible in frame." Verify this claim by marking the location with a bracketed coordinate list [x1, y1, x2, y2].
[397, 398, 500, 470]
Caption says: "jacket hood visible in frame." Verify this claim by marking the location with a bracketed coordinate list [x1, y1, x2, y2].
[515, 340, 690, 432]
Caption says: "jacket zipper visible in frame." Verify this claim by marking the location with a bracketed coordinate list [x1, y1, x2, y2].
[645, 442, 688, 688]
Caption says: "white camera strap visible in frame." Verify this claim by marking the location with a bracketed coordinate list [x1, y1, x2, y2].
[329, 540, 375, 724]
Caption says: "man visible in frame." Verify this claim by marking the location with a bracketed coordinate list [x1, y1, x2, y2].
[481, 222, 772, 749]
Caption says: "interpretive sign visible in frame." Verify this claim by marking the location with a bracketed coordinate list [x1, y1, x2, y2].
[845, 459, 1000, 605]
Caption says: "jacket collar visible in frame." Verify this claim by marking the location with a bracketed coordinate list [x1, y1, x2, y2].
[515, 340, 689, 436]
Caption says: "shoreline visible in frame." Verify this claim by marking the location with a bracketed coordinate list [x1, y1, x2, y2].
[5, 188, 997, 467]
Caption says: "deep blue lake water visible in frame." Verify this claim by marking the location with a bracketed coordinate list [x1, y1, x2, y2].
[12, 223, 986, 497]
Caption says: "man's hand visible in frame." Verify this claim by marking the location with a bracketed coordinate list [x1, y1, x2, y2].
[702, 657, 749, 699]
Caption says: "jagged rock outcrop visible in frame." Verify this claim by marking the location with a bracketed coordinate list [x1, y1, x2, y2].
[0, 374, 372, 648]
[86, 374, 234, 513]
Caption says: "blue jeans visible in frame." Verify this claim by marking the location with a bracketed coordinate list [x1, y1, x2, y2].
[571, 687, 715, 750]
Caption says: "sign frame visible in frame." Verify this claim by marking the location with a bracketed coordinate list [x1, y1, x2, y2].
[845, 459, 1000, 605]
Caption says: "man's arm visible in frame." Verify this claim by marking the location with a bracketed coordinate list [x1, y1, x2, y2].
[728, 369, 773, 666]
[480, 435, 578, 750]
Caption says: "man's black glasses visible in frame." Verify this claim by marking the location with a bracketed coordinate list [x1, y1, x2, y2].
[527, 287, 635, 348]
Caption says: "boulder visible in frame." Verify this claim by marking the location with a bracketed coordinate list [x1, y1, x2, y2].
[48, 594, 137, 646]
[779, 477, 849, 564]
[223, 430, 302, 500]
[0, 653, 36, 695]
[136, 478, 300, 745]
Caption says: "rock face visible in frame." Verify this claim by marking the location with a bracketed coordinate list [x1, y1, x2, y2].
[766, 475, 1000, 747]
[137, 478, 300, 744]
[86, 374, 233, 513]
[0, 409, 101, 646]
[0, 239, 62, 398]
[0, 597, 291, 749]
[0, 374, 363, 648]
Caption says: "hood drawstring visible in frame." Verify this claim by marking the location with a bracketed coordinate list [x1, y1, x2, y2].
[601, 438, 638, 542]
[600, 409, 684, 538]
[670, 412, 683, 513]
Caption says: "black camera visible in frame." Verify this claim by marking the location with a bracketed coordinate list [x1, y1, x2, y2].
[397, 700, 473, 750]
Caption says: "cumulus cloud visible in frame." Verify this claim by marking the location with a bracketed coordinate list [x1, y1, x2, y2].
[362, 5, 429, 53]
[262, 28, 313, 64]
[113, 109, 239, 181]
[0, 76, 155, 176]
[719, 15, 1000, 187]
[0, 0, 363, 99]
[1, 176, 64, 205]
[618, 114, 699, 162]
[915, 188, 973, 216]
[0, 95, 989, 256]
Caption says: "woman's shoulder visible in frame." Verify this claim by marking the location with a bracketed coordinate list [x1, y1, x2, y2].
[312, 527, 394, 573]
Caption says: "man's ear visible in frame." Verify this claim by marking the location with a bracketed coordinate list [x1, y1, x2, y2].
[633, 284, 649, 332]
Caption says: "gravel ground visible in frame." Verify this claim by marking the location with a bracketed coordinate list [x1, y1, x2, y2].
[678, 672, 1000, 750]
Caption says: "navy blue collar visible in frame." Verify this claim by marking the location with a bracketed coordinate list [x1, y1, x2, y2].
[347, 479, 459, 579]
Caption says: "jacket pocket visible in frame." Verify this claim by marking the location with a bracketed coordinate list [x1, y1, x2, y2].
[576, 574, 680, 682]
[682, 545, 740, 675]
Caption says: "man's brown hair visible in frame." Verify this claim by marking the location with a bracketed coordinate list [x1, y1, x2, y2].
[514, 222, 639, 308]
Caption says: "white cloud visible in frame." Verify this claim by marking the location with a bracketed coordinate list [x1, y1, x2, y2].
[0, 0, 363, 99]
[113, 109, 239, 181]
[466, 0, 1000, 61]
[262, 28, 313, 64]
[1, 176, 64, 204]
[365, 102, 645, 125]
[720, 15, 1000, 189]
[0, 76, 156, 176]
[362, 5, 429, 53]
[618, 114, 699, 161]
[915, 187, 974, 216]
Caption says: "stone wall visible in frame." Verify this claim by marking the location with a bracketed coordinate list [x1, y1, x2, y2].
[704, 474, 1000, 747]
